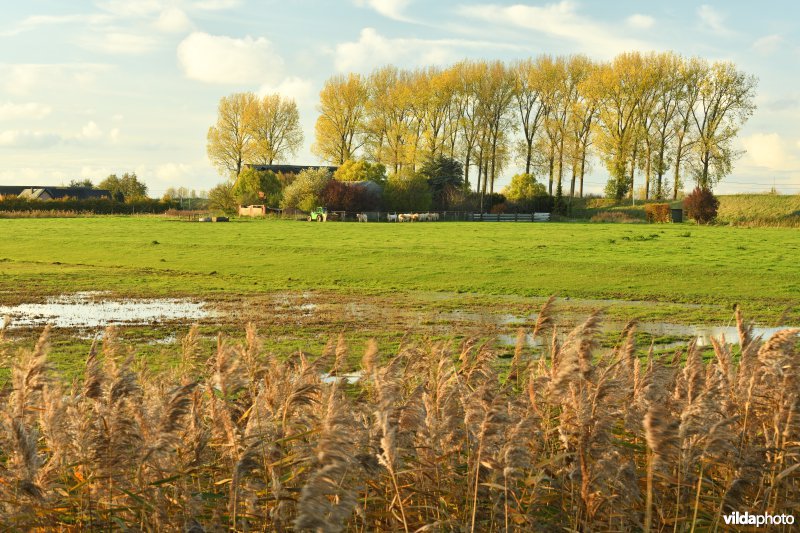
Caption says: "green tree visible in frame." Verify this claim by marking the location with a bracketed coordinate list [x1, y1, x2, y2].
[383, 170, 432, 212]
[208, 181, 238, 214]
[418, 155, 463, 209]
[502, 173, 547, 204]
[233, 167, 282, 206]
[281, 168, 332, 212]
[334, 159, 387, 186]
[98, 172, 148, 202]
[68, 178, 93, 188]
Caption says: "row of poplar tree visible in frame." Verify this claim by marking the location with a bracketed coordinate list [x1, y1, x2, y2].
[207, 51, 756, 202]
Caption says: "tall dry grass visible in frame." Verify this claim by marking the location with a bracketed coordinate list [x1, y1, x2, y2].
[0, 305, 798, 531]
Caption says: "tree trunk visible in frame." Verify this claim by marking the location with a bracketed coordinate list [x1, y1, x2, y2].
[490, 137, 497, 196]
[525, 141, 533, 175]
[644, 142, 652, 200]
[547, 149, 555, 196]
[464, 149, 472, 191]
[569, 163, 577, 198]
[655, 144, 665, 199]
[557, 136, 565, 195]
[673, 136, 684, 200]
[579, 144, 587, 198]
[701, 150, 711, 189]
[629, 144, 638, 201]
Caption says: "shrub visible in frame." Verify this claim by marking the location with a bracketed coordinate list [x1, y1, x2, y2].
[383, 170, 432, 212]
[281, 168, 332, 212]
[207, 182, 238, 215]
[501, 173, 547, 208]
[321, 180, 380, 212]
[644, 203, 670, 223]
[233, 168, 282, 207]
[684, 187, 719, 224]
[590, 211, 643, 223]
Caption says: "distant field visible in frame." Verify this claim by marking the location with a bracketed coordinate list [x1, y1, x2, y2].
[0, 217, 797, 318]
[716, 193, 800, 226]
[570, 193, 800, 226]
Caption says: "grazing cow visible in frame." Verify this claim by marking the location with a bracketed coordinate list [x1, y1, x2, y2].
[430, 212, 440, 221]
[356, 213, 368, 222]
[387, 213, 398, 222]
[411, 213, 419, 222]
[398, 213, 407, 222]
[419, 213, 428, 222]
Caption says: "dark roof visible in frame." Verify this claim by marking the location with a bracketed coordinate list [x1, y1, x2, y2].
[0, 185, 36, 196]
[246, 164, 339, 175]
[4, 186, 111, 200]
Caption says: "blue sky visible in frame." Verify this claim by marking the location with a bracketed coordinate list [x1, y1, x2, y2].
[1, 0, 798, 196]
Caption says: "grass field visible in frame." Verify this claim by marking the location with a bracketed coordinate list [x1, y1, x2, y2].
[0, 217, 797, 311]
[0, 216, 797, 377]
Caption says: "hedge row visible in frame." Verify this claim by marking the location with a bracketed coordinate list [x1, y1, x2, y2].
[0, 198, 178, 214]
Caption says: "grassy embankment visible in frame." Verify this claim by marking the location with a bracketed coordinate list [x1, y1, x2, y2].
[570, 193, 800, 226]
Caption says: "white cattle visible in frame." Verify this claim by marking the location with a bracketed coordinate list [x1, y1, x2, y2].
[387, 213, 398, 222]
[356, 213, 368, 222]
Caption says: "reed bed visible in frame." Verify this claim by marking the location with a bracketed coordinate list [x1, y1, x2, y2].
[0, 302, 798, 531]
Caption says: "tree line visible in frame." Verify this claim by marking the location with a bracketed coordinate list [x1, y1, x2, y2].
[206, 51, 756, 210]
[313, 52, 756, 201]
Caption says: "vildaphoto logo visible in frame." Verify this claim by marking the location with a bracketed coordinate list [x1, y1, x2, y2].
[723, 511, 795, 527]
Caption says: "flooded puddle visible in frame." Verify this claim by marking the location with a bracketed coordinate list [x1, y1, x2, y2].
[498, 320, 794, 349]
[0, 292, 215, 329]
[320, 371, 363, 384]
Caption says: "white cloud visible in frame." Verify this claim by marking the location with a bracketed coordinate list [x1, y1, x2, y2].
[740, 132, 795, 170]
[177, 32, 284, 84]
[2, 13, 113, 36]
[753, 34, 783, 55]
[192, 0, 242, 10]
[626, 14, 654, 30]
[109, 128, 121, 142]
[79, 121, 103, 140]
[0, 102, 52, 120]
[0, 63, 110, 95]
[80, 32, 159, 55]
[95, 0, 164, 17]
[0, 130, 61, 148]
[697, 5, 729, 35]
[154, 7, 192, 33]
[334, 27, 521, 72]
[258, 76, 314, 104]
[354, 0, 413, 22]
[457, 2, 649, 58]
[154, 162, 194, 182]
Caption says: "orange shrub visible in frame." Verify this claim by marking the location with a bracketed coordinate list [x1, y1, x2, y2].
[644, 203, 670, 223]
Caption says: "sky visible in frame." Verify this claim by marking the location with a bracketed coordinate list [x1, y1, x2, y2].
[0, 0, 798, 197]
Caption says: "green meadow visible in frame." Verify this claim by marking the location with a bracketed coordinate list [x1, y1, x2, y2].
[0, 217, 797, 321]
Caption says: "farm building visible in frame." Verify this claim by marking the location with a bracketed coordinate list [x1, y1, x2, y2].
[1, 186, 111, 200]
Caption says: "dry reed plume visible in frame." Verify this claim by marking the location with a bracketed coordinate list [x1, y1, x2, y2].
[0, 305, 798, 531]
